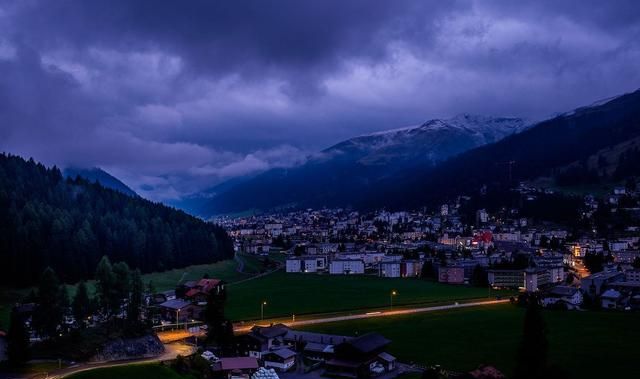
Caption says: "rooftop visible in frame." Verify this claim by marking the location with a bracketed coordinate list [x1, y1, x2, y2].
[159, 299, 192, 310]
[220, 357, 259, 371]
[344, 332, 390, 354]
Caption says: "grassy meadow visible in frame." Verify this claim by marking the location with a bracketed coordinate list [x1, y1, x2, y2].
[226, 271, 496, 321]
[299, 303, 640, 379]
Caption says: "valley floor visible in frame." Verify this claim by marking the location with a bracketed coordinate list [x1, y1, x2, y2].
[299, 303, 640, 378]
[225, 271, 502, 321]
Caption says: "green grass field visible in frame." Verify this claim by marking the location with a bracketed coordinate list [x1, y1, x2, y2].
[226, 272, 495, 321]
[235, 252, 284, 275]
[142, 259, 245, 291]
[299, 304, 640, 379]
[65, 363, 194, 379]
[66, 259, 246, 300]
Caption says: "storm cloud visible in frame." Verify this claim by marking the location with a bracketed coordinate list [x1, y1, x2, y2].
[1, 0, 639, 200]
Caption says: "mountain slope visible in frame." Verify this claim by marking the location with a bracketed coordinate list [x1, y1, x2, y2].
[327, 114, 526, 167]
[368, 89, 640, 209]
[199, 115, 526, 215]
[0, 154, 234, 286]
[64, 167, 138, 197]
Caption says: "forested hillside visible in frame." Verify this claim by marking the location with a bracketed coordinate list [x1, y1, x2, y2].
[0, 154, 234, 286]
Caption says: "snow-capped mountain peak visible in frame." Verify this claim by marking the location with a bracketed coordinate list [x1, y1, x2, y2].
[323, 114, 527, 166]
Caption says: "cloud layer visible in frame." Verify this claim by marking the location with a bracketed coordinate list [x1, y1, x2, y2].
[1, 0, 639, 200]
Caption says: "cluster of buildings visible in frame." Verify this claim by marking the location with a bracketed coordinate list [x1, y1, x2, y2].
[580, 269, 640, 310]
[204, 323, 397, 379]
[193, 323, 397, 379]
[217, 183, 640, 312]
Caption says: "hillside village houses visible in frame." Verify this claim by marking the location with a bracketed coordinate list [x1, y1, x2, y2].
[217, 184, 640, 312]
[235, 324, 397, 378]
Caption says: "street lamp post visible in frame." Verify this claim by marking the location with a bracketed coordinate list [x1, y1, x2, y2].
[390, 290, 397, 310]
[261, 301, 267, 320]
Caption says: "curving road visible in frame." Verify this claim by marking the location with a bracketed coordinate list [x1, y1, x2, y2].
[22, 343, 195, 379]
[16, 299, 508, 379]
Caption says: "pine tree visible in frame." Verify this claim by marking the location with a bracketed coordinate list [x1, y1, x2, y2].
[7, 309, 30, 368]
[32, 267, 64, 338]
[514, 301, 548, 379]
[421, 261, 435, 280]
[128, 269, 144, 325]
[113, 261, 132, 315]
[73, 281, 91, 325]
[95, 256, 115, 316]
[204, 290, 227, 345]
[471, 265, 489, 287]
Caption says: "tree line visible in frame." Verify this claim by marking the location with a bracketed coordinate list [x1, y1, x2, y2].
[0, 153, 234, 286]
[6, 257, 147, 367]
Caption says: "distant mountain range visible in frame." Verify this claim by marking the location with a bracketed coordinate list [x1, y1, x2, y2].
[184, 114, 528, 217]
[64, 167, 138, 197]
[188, 89, 640, 216]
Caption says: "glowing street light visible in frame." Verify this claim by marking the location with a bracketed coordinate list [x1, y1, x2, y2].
[261, 301, 268, 320]
[390, 290, 397, 310]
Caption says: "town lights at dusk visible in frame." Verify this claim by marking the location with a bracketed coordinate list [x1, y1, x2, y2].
[0, 1, 639, 378]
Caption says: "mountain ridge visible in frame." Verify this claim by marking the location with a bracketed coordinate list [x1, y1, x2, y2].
[190, 114, 528, 216]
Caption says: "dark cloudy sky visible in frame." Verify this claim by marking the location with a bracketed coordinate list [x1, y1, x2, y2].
[1, 0, 639, 200]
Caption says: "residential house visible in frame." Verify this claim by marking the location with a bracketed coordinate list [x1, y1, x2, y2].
[283, 329, 352, 362]
[581, 271, 625, 297]
[158, 299, 203, 322]
[212, 357, 260, 379]
[185, 278, 225, 304]
[236, 324, 289, 359]
[541, 286, 583, 309]
[262, 348, 297, 372]
[325, 333, 395, 379]
[601, 289, 624, 309]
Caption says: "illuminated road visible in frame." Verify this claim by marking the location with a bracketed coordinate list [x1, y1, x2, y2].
[233, 298, 510, 333]
[22, 299, 508, 378]
[32, 343, 195, 379]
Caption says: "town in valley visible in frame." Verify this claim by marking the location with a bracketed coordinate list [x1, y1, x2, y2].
[1, 1, 640, 379]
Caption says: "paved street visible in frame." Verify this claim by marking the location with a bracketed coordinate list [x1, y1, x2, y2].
[234, 299, 510, 332]
[6, 299, 508, 379]
[26, 342, 195, 379]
